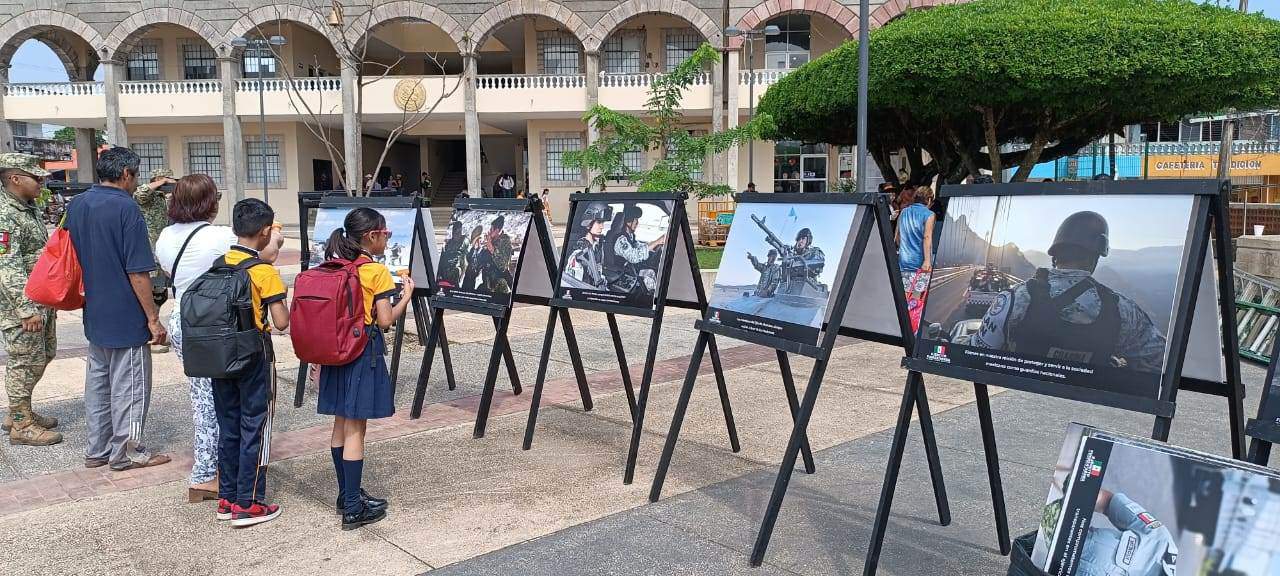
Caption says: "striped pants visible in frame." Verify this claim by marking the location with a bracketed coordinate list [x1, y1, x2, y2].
[84, 343, 154, 469]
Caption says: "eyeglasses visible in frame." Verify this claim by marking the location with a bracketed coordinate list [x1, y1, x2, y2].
[368, 229, 393, 239]
[14, 173, 44, 184]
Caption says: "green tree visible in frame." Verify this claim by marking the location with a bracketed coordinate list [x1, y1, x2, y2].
[565, 43, 775, 197]
[52, 126, 104, 147]
[758, 0, 1280, 183]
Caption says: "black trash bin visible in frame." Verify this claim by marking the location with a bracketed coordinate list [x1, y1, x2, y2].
[1008, 532, 1051, 576]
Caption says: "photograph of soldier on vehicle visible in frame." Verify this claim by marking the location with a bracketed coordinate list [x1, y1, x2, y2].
[708, 202, 857, 343]
[435, 208, 532, 305]
[309, 207, 417, 276]
[560, 200, 673, 309]
[921, 194, 1192, 394]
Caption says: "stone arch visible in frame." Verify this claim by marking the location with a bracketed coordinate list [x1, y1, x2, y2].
[345, 1, 466, 53]
[228, 5, 340, 56]
[467, 0, 595, 55]
[732, 0, 859, 48]
[587, 0, 722, 53]
[869, 0, 957, 28]
[0, 10, 104, 78]
[104, 7, 227, 61]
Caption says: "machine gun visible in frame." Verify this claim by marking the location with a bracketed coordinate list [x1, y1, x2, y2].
[752, 215, 788, 256]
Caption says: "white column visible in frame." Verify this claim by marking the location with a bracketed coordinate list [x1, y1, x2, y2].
[0, 65, 12, 152]
[584, 51, 601, 191]
[711, 55, 725, 187]
[463, 53, 481, 196]
[725, 48, 740, 192]
[102, 61, 128, 146]
[219, 58, 245, 204]
[341, 60, 362, 195]
[74, 129, 95, 183]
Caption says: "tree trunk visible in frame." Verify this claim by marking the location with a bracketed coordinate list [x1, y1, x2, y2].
[942, 119, 981, 180]
[981, 106, 1002, 182]
[1010, 116, 1052, 182]
[871, 142, 899, 187]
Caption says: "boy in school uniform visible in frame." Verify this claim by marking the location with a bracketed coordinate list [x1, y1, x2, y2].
[216, 198, 289, 527]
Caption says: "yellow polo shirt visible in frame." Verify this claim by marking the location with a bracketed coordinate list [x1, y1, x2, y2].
[223, 246, 287, 331]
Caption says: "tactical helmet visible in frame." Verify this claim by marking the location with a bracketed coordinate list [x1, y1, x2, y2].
[579, 203, 612, 227]
[1048, 211, 1109, 258]
[767, 249, 778, 258]
[622, 203, 644, 221]
[795, 228, 813, 243]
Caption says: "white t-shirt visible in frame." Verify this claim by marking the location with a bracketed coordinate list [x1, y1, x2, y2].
[155, 222, 238, 304]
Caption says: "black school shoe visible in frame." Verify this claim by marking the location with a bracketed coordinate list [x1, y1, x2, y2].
[341, 502, 387, 531]
[336, 488, 388, 515]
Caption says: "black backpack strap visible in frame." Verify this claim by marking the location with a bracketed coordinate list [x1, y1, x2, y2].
[169, 223, 211, 294]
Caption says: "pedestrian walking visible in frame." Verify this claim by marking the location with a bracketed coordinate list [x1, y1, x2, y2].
[896, 186, 935, 295]
[65, 146, 171, 471]
[155, 174, 237, 501]
[0, 153, 61, 446]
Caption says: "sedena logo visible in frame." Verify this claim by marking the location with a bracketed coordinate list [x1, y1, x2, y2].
[926, 344, 950, 364]
[1090, 459, 1103, 477]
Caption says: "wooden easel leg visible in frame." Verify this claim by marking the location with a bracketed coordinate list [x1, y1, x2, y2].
[914, 379, 952, 526]
[607, 313, 637, 417]
[622, 315, 666, 485]
[388, 304, 407, 386]
[522, 308, 561, 450]
[707, 335, 741, 453]
[1248, 438, 1273, 467]
[409, 308, 444, 419]
[1152, 414, 1172, 442]
[494, 316, 523, 395]
[750, 354, 834, 567]
[776, 350, 815, 474]
[431, 307, 458, 391]
[648, 331, 709, 502]
[1228, 383, 1247, 460]
[975, 383, 1011, 556]
[860, 371, 922, 576]
[474, 315, 512, 438]
[559, 308, 592, 411]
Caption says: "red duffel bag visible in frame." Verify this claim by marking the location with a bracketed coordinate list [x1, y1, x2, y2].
[25, 214, 84, 311]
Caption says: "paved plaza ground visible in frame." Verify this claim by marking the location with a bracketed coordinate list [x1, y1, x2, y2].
[0, 231, 1267, 576]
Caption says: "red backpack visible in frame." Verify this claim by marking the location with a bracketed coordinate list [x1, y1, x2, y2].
[290, 256, 371, 366]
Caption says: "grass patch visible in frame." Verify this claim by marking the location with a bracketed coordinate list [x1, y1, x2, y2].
[696, 246, 724, 270]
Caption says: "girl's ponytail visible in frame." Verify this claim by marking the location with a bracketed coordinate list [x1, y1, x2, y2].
[324, 207, 386, 261]
[325, 226, 363, 261]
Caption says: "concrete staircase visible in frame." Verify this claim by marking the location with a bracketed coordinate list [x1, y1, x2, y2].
[431, 171, 467, 208]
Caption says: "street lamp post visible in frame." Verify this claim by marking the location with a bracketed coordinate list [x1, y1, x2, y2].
[724, 25, 780, 189]
[231, 35, 287, 206]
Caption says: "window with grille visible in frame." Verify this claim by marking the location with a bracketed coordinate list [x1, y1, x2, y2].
[664, 29, 701, 72]
[186, 139, 223, 185]
[764, 15, 811, 70]
[544, 133, 582, 182]
[127, 41, 160, 81]
[667, 130, 705, 181]
[182, 42, 218, 80]
[609, 147, 645, 181]
[133, 140, 167, 175]
[242, 45, 279, 78]
[603, 31, 644, 74]
[538, 31, 581, 75]
[1140, 121, 1181, 143]
[246, 137, 282, 186]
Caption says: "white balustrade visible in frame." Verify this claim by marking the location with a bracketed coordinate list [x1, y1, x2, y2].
[119, 80, 222, 94]
[598, 72, 712, 88]
[738, 69, 790, 85]
[476, 74, 585, 90]
[236, 77, 342, 92]
[4, 82, 103, 97]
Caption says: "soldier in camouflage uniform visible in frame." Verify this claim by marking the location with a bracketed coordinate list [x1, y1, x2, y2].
[135, 167, 176, 249]
[0, 153, 61, 446]
[478, 215, 514, 295]
[971, 211, 1166, 372]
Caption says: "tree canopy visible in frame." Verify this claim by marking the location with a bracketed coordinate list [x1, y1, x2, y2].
[757, 0, 1280, 183]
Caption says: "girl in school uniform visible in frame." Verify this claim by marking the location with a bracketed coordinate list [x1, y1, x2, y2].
[318, 207, 415, 530]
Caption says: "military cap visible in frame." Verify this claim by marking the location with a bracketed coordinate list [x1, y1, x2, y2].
[0, 153, 50, 177]
[150, 167, 175, 179]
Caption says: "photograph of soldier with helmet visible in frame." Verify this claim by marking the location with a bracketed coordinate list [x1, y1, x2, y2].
[308, 206, 419, 276]
[707, 201, 859, 344]
[919, 194, 1193, 398]
[559, 199, 674, 309]
[435, 208, 533, 307]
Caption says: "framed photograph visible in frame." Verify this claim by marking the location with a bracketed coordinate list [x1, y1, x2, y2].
[308, 206, 418, 277]
[706, 200, 859, 345]
[559, 198, 674, 309]
[917, 193, 1194, 400]
[435, 207, 533, 308]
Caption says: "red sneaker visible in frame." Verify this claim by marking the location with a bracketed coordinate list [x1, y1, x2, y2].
[230, 502, 281, 528]
[216, 499, 234, 521]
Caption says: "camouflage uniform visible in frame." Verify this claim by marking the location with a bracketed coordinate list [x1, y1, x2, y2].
[482, 232, 514, 295]
[135, 167, 173, 249]
[0, 153, 60, 445]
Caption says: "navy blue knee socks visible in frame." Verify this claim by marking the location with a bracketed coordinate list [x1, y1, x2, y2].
[330, 446, 344, 502]
[341, 458, 365, 515]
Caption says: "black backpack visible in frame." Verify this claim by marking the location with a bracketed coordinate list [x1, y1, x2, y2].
[180, 255, 266, 379]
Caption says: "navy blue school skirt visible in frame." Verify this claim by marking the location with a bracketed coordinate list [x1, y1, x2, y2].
[318, 327, 395, 420]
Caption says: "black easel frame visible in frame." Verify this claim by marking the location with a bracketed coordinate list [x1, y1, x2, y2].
[408, 197, 590, 437]
[646, 193, 952, 564]
[861, 179, 1247, 576]
[520, 192, 741, 484]
[291, 194, 456, 407]
[1246, 330, 1280, 466]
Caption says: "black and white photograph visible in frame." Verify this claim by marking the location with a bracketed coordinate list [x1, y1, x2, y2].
[707, 201, 858, 344]
[435, 208, 533, 307]
[918, 194, 1194, 399]
[559, 198, 674, 309]
[1035, 428, 1280, 576]
[309, 206, 418, 277]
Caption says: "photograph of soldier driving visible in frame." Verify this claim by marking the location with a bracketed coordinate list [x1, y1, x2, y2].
[1035, 431, 1280, 576]
[435, 208, 532, 307]
[559, 199, 674, 309]
[708, 201, 858, 344]
[309, 207, 418, 279]
[919, 194, 1192, 397]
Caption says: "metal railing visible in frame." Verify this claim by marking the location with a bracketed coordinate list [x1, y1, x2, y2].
[120, 79, 222, 94]
[4, 82, 103, 97]
[235, 77, 342, 92]
[476, 74, 586, 89]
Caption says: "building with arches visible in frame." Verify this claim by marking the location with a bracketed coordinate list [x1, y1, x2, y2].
[0, 0, 940, 224]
